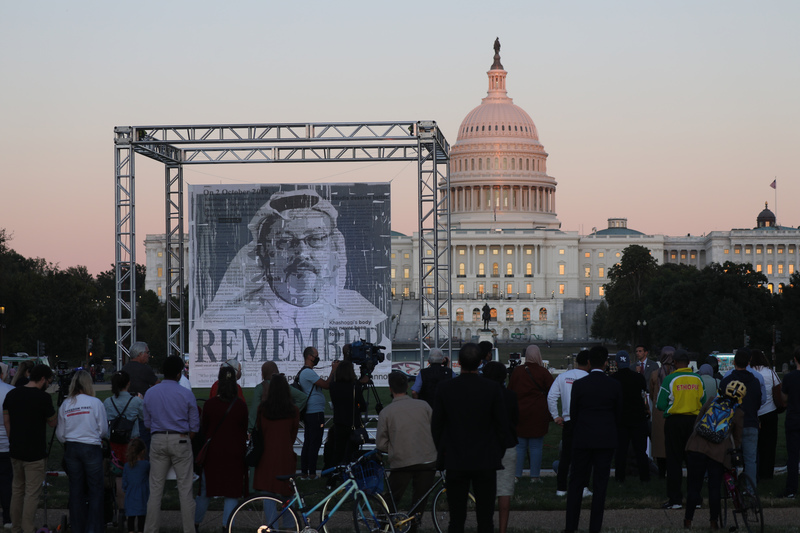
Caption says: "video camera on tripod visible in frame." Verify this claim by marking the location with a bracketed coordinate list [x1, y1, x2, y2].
[349, 340, 387, 416]
[349, 339, 386, 378]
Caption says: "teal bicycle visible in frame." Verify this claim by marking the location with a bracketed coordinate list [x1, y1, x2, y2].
[227, 450, 394, 533]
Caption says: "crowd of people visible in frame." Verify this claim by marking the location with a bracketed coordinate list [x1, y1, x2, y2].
[0, 340, 798, 533]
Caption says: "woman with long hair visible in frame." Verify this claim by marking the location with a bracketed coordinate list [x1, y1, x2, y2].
[249, 361, 280, 431]
[56, 370, 108, 533]
[751, 349, 779, 480]
[649, 346, 676, 478]
[194, 366, 248, 530]
[253, 374, 300, 503]
[509, 344, 554, 482]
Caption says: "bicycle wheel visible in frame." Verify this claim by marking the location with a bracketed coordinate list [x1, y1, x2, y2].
[431, 487, 476, 533]
[737, 477, 764, 533]
[721, 488, 731, 530]
[352, 492, 395, 533]
[227, 496, 300, 533]
[321, 491, 379, 533]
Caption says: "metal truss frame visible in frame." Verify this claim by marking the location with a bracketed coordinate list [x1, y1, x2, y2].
[114, 121, 451, 369]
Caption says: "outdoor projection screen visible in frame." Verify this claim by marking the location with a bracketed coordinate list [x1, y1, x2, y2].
[189, 183, 392, 387]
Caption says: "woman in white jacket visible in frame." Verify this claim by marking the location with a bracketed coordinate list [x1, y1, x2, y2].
[56, 370, 108, 533]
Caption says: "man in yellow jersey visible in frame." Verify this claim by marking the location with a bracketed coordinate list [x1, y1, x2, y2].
[656, 349, 706, 509]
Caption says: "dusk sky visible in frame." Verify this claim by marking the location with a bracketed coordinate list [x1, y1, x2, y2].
[1, 1, 798, 276]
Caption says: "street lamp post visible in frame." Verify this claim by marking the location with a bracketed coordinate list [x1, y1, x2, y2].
[636, 319, 648, 347]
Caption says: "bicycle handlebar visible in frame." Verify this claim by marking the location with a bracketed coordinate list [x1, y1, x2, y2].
[320, 449, 379, 477]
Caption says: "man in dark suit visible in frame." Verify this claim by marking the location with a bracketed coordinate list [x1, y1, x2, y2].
[565, 345, 622, 533]
[431, 342, 509, 533]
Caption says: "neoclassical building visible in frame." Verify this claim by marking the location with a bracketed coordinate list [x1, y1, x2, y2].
[145, 44, 800, 342]
[388, 44, 800, 343]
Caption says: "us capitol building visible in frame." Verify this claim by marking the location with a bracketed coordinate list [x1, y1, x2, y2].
[145, 44, 800, 343]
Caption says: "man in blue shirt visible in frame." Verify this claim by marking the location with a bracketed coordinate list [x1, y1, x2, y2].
[298, 346, 339, 479]
[143, 355, 200, 533]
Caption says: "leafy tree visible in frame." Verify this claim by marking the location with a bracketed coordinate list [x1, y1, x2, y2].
[590, 300, 611, 341]
[601, 245, 658, 345]
[642, 263, 704, 350]
[777, 271, 800, 364]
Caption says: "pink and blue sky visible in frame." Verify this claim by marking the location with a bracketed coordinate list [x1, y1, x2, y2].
[1, 1, 798, 275]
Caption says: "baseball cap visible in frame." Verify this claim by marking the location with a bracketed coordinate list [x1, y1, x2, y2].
[616, 350, 630, 369]
[673, 349, 690, 363]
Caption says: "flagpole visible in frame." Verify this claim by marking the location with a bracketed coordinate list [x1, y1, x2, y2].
[774, 177, 777, 226]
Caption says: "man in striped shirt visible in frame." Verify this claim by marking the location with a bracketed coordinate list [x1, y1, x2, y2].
[656, 349, 706, 509]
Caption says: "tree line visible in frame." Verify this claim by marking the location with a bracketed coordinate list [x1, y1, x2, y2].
[0, 229, 174, 369]
[592, 244, 800, 366]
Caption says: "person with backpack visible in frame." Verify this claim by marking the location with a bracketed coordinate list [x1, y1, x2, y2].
[103, 371, 143, 521]
[719, 348, 762, 488]
[683, 380, 745, 530]
[297, 346, 339, 480]
[411, 348, 452, 407]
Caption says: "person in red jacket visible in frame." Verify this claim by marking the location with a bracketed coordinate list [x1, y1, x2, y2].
[509, 344, 554, 482]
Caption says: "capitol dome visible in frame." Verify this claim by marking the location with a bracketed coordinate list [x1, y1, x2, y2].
[449, 40, 560, 230]
[757, 202, 776, 228]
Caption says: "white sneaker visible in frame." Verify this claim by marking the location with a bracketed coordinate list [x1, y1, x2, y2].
[582, 487, 593, 498]
[556, 490, 567, 497]
[3, 524, 11, 530]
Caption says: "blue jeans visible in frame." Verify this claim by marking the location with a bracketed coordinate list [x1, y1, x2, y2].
[741, 427, 758, 488]
[63, 442, 105, 533]
[515, 437, 544, 478]
[194, 472, 238, 527]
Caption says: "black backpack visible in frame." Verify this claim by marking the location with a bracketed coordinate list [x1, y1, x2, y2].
[109, 396, 136, 444]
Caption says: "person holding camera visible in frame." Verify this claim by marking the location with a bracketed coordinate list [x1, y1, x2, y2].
[298, 347, 339, 480]
[329, 361, 367, 465]
[56, 370, 108, 533]
[3, 364, 56, 533]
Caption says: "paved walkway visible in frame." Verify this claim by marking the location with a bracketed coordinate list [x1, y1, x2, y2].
[38, 506, 799, 532]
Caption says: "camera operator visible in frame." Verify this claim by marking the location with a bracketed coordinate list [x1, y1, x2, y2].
[329, 360, 367, 465]
[298, 347, 339, 480]
[411, 348, 452, 407]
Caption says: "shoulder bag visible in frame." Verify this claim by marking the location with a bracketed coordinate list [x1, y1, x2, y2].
[292, 367, 315, 417]
[772, 369, 786, 414]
